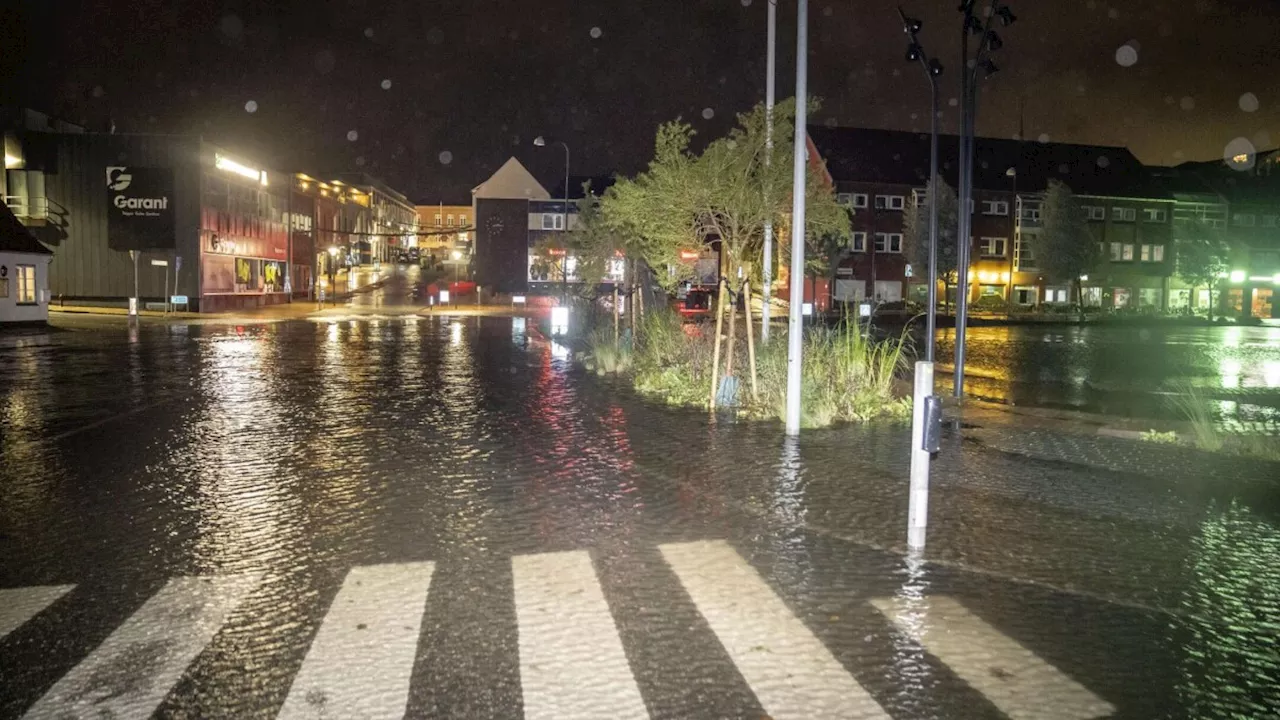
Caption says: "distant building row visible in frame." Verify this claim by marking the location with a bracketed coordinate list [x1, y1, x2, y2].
[2, 107, 419, 313]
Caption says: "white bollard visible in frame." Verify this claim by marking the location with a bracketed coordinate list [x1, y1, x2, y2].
[907, 360, 934, 551]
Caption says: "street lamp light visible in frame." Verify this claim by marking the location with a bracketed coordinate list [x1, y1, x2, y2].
[534, 135, 571, 303]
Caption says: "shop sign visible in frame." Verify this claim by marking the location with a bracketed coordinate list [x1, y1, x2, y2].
[106, 166, 176, 251]
[208, 234, 238, 254]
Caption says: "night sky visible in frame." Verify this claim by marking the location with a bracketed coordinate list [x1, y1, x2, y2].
[5, 0, 1279, 202]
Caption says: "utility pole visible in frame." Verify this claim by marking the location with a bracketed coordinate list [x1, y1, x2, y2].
[784, 0, 808, 436]
[954, 0, 1015, 398]
[761, 0, 777, 344]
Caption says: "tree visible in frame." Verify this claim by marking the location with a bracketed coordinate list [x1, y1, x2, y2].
[1036, 179, 1098, 308]
[599, 98, 850, 406]
[1174, 218, 1231, 318]
[903, 175, 960, 312]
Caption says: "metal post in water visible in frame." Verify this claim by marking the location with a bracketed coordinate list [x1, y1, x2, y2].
[907, 360, 935, 550]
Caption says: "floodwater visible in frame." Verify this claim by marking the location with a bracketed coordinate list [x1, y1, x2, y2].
[937, 323, 1280, 428]
[0, 312, 1276, 718]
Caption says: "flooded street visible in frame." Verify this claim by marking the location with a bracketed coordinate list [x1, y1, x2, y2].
[1, 311, 1277, 718]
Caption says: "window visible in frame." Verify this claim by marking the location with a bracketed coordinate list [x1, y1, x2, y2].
[836, 193, 853, 207]
[434, 214, 442, 226]
[1143, 208, 1167, 223]
[1111, 207, 1137, 222]
[1140, 244, 1165, 262]
[1020, 205, 1042, 223]
[874, 195, 905, 211]
[852, 193, 868, 208]
[851, 231, 867, 252]
[979, 237, 1008, 257]
[1234, 213, 1256, 227]
[541, 213, 565, 230]
[447, 214, 455, 226]
[459, 215, 468, 226]
[913, 190, 929, 207]
[1013, 286, 1038, 305]
[1121, 243, 1135, 260]
[1263, 215, 1278, 228]
[1084, 205, 1106, 221]
[981, 200, 1009, 216]
[16, 264, 37, 304]
[1044, 287, 1070, 303]
[874, 232, 903, 253]
[1014, 236, 1036, 270]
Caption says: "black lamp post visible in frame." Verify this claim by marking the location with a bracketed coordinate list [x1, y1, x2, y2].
[534, 135, 571, 304]
[953, 0, 1015, 398]
[898, 6, 944, 364]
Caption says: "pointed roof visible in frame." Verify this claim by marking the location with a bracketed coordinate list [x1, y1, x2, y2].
[471, 157, 550, 201]
[0, 203, 52, 255]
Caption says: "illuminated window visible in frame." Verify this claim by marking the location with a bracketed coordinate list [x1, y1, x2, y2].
[1111, 207, 1137, 222]
[434, 214, 442, 226]
[542, 213, 565, 230]
[16, 264, 36, 304]
[1143, 208, 1167, 223]
[1140, 244, 1165, 262]
[1234, 213, 1256, 227]
[447, 215, 455, 226]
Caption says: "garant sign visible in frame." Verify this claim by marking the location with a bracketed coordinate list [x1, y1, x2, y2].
[107, 166, 176, 251]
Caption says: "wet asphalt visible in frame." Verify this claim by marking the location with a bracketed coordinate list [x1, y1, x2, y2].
[0, 270, 1277, 719]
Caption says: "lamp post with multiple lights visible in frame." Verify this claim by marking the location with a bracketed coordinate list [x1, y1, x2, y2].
[954, 0, 1016, 398]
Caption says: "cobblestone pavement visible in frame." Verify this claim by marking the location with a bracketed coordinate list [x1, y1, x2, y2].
[0, 316, 1276, 718]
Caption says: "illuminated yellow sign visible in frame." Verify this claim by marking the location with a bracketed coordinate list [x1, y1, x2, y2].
[215, 153, 268, 185]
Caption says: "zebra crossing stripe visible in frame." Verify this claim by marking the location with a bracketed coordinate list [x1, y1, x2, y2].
[277, 562, 436, 720]
[22, 573, 260, 720]
[512, 550, 648, 720]
[871, 595, 1115, 720]
[660, 540, 890, 720]
[0, 585, 73, 640]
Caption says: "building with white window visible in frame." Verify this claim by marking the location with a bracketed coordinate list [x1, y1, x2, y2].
[0, 202, 52, 325]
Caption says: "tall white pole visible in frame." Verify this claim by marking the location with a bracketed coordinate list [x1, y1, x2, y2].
[761, 0, 777, 344]
[784, 0, 808, 436]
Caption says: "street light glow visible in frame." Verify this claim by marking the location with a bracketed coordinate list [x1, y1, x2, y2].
[1229, 270, 1246, 283]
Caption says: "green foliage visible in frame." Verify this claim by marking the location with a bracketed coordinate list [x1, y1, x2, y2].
[1037, 179, 1098, 289]
[1140, 429, 1180, 444]
[599, 98, 849, 293]
[903, 175, 961, 287]
[1174, 219, 1231, 296]
[1166, 381, 1222, 452]
[619, 309, 908, 427]
[583, 327, 633, 375]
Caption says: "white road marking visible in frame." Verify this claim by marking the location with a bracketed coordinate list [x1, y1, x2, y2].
[512, 550, 648, 720]
[277, 562, 436, 719]
[660, 540, 889, 720]
[0, 585, 74, 640]
[23, 573, 261, 720]
[871, 595, 1115, 720]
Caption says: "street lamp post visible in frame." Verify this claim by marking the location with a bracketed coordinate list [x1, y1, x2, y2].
[783, 0, 808, 436]
[899, 6, 945, 552]
[761, 0, 777, 344]
[534, 136, 570, 304]
[954, 0, 1016, 398]
[327, 245, 339, 306]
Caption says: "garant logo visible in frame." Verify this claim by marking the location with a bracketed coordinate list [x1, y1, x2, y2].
[106, 166, 132, 191]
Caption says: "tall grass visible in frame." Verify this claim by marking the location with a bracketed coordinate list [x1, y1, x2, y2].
[596, 307, 910, 427]
[1166, 381, 1223, 451]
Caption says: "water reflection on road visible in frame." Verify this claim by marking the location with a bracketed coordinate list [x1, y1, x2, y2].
[935, 323, 1280, 427]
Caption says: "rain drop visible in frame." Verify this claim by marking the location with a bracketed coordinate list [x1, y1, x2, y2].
[1085, 0, 1096, 8]
[1097, 155, 1111, 168]
[741, 0, 752, 6]
[91, 85, 105, 98]
[438, 150, 454, 165]
[1158, 22, 1173, 37]
[1179, 96, 1195, 111]
[823, 5, 833, 16]
[948, 97, 958, 107]
[1115, 44, 1138, 67]
[1038, 133, 1051, 143]
[381, 79, 392, 90]
[1058, 163, 1070, 174]
[244, 100, 258, 113]
[1224, 137, 1256, 170]
[364, 27, 374, 38]
[1076, 85, 1087, 95]
[701, 107, 715, 120]
[347, 130, 359, 142]
[589, 26, 602, 39]
[1239, 92, 1259, 112]
[1108, 7, 1119, 19]
[1163, 95, 1175, 105]
[1253, 130, 1272, 149]
[355, 156, 366, 166]
[1173, 150, 1185, 160]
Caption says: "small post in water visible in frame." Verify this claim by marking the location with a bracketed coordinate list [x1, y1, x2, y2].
[907, 360, 935, 550]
